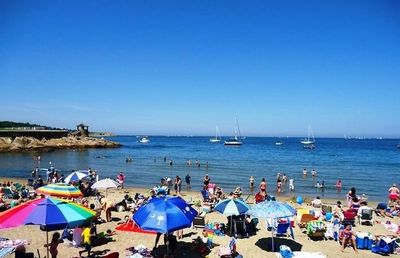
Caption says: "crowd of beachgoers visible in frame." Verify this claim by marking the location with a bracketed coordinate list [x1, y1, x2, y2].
[1, 162, 400, 258]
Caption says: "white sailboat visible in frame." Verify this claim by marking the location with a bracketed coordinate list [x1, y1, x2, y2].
[224, 119, 243, 146]
[301, 125, 315, 149]
[210, 126, 222, 143]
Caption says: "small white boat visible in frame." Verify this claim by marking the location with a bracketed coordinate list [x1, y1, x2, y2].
[224, 136, 242, 146]
[224, 119, 243, 146]
[139, 136, 150, 143]
[210, 126, 222, 143]
[301, 125, 316, 146]
[275, 141, 283, 146]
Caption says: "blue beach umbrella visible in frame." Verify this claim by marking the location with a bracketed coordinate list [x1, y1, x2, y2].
[133, 196, 198, 234]
[64, 171, 89, 184]
[214, 198, 250, 216]
[247, 200, 296, 219]
[247, 201, 296, 252]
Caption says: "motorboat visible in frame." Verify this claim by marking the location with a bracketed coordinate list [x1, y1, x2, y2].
[275, 141, 283, 146]
[138, 136, 150, 143]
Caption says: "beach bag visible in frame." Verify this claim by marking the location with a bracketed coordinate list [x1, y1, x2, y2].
[279, 245, 293, 258]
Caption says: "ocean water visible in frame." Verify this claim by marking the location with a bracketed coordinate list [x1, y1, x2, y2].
[0, 136, 399, 201]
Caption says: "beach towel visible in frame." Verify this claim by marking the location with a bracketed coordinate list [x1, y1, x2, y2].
[381, 221, 399, 233]
[276, 252, 326, 258]
[115, 221, 156, 235]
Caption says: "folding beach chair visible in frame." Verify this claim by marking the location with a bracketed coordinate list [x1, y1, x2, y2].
[274, 222, 290, 237]
[358, 208, 373, 225]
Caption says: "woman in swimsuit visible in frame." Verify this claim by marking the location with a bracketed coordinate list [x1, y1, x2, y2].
[340, 224, 358, 253]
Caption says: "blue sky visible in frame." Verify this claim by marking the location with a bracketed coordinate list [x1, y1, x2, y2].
[0, 0, 399, 137]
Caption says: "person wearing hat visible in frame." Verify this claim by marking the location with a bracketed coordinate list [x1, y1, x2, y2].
[388, 183, 400, 204]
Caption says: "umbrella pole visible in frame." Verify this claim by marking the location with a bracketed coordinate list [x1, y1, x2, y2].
[271, 230, 274, 252]
[46, 231, 49, 258]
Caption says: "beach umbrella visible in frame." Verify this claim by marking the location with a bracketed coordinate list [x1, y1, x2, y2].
[91, 178, 120, 196]
[246, 200, 296, 252]
[36, 183, 83, 198]
[64, 171, 89, 184]
[133, 196, 198, 254]
[0, 196, 95, 257]
[133, 196, 198, 233]
[91, 178, 120, 190]
[214, 198, 250, 216]
[214, 198, 250, 236]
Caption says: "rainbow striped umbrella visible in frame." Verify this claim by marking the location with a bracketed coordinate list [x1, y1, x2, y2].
[0, 196, 95, 257]
[36, 183, 83, 198]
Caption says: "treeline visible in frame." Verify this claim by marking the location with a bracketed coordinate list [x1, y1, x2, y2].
[0, 121, 61, 130]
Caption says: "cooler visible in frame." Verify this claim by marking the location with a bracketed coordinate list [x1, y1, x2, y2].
[356, 232, 373, 250]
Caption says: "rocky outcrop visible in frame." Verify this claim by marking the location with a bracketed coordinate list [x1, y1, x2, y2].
[0, 136, 121, 152]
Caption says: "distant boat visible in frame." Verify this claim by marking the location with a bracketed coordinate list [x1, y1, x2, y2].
[225, 118, 242, 146]
[275, 141, 283, 146]
[301, 125, 315, 146]
[138, 136, 150, 143]
[210, 126, 222, 143]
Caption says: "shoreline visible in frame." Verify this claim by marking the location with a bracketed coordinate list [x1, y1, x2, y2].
[0, 176, 379, 208]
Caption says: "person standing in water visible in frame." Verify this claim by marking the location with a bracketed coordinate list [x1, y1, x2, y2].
[249, 176, 255, 189]
[302, 168, 307, 176]
[336, 179, 342, 191]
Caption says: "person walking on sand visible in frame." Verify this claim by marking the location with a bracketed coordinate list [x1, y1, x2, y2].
[79, 224, 95, 258]
[175, 176, 182, 196]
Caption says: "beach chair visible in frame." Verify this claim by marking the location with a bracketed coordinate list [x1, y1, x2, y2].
[306, 220, 327, 240]
[322, 204, 332, 214]
[218, 237, 237, 257]
[297, 213, 315, 228]
[372, 237, 397, 255]
[1, 188, 15, 199]
[193, 212, 206, 228]
[343, 210, 356, 226]
[274, 222, 290, 237]
[358, 208, 373, 225]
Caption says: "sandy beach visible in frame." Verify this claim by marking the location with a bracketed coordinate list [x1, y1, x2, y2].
[0, 177, 399, 258]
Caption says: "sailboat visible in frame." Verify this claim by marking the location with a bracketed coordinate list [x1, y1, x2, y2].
[224, 119, 243, 146]
[210, 126, 222, 143]
[301, 125, 315, 149]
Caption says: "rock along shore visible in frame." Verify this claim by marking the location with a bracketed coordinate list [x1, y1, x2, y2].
[0, 136, 121, 152]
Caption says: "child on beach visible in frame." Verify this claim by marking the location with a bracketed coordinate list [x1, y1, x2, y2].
[44, 232, 63, 258]
[79, 224, 95, 258]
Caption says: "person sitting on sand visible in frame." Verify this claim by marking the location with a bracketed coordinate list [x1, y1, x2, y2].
[340, 223, 358, 253]
[333, 201, 344, 221]
[311, 196, 322, 208]
[233, 187, 242, 198]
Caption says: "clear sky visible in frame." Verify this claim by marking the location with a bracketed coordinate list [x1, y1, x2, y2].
[1, 0, 399, 137]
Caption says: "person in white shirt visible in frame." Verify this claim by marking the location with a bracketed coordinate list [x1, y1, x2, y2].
[289, 179, 294, 191]
[311, 196, 322, 208]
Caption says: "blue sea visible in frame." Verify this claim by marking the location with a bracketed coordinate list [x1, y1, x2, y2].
[0, 136, 399, 201]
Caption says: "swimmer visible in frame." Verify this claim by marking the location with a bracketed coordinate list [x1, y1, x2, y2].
[302, 168, 307, 175]
[311, 169, 317, 176]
